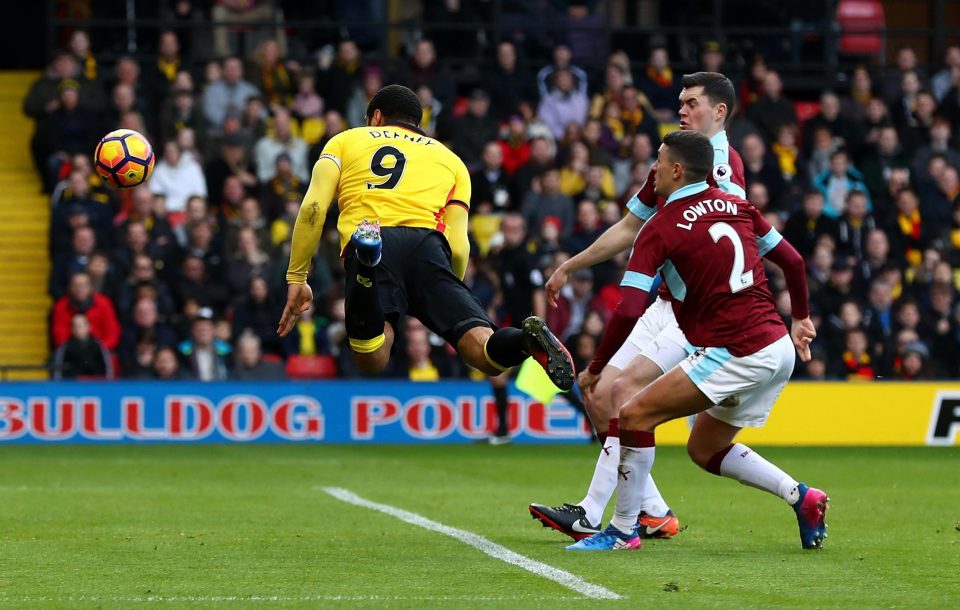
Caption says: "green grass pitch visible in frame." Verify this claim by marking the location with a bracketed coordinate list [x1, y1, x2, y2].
[0, 444, 958, 609]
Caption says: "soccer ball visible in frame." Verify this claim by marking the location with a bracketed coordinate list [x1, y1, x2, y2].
[93, 129, 155, 189]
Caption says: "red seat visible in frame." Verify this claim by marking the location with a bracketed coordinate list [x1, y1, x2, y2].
[837, 0, 885, 55]
[285, 355, 337, 379]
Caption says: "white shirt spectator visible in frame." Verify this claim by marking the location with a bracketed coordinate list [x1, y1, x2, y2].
[149, 141, 208, 213]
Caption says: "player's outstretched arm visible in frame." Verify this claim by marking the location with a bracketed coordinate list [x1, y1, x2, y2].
[278, 158, 339, 336]
[545, 212, 644, 307]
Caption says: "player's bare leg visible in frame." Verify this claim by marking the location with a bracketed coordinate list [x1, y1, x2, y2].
[349, 323, 394, 375]
[529, 364, 619, 539]
[568, 366, 709, 550]
[688, 411, 829, 549]
[532, 354, 679, 540]
[457, 321, 575, 389]
[609, 354, 679, 536]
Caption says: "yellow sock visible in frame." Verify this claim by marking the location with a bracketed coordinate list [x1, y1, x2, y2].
[349, 334, 386, 354]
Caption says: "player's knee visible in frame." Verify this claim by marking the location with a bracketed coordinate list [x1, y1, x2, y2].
[686, 439, 713, 470]
[609, 375, 632, 410]
[353, 351, 389, 376]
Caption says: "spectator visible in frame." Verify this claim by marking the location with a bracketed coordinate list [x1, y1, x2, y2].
[860, 125, 909, 199]
[537, 44, 588, 101]
[492, 213, 546, 326]
[815, 258, 857, 319]
[397, 39, 456, 105]
[896, 340, 933, 379]
[842, 65, 874, 123]
[748, 70, 797, 144]
[202, 56, 261, 132]
[52, 314, 113, 379]
[899, 91, 939, 157]
[882, 47, 926, 102]
[402, 324, 451, 382]
[68, 30, 97, 81]
[537, 68, 589, 141]
[521, 168, 574, 239]
[316, 40, 362, 115]
[617, 85, 660, 148]
[889, 70, 923, 128]
[784, 191, 839, 258]
[771, 123, 805, 189]
[282, 301, 333, 357]
[178, 310, 232, 381]
[144, 31, 183, 102]
[232, 331, 286, 380]
[497, 115, 532, 177]
[472, 142, 515, 213]
[486, 41, 537, 121]
[637, 45, 681, 122]
[835, 328, 876, 380]
[25, 50, 105, 183]
[177, 255, 229, 313]
[227, 227, 273, 294]
[51, 226, 98, 299]
[36, 81, 98, 190]
[150, 345, 186, 380]
[260, 153, 305, 219]
[292, 71, 323, 121]
[892, 188, 932, 268]
[932, 46, 960, 102]
[51, 272, 121, 350]
[741, 132, 787, 206]
[738, 54, 768, 113]
[246, 39, 297, 108]
[149, 140, 208, 220]
[211, 0, 287, 59]
[159, 88, 205, 150]
[513, 136, 556, 200]
[864, 279, 896, 352]
[836, 190, 878, 261]
[254, 108, 308, 183]
[232, 276, 282, 355]
[452, 89, 500, 169]
[858, 229, 895, 288]
[225, 196, 270, 254]
[913, 117, 960, 182]
[118, 298, 179, 374]
[813, 149, 871, 218]
[803, 91, 859, 157]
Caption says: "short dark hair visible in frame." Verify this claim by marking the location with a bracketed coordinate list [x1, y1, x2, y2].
[681, 72, 736, 122]
[366, 84, 423, 125]
[662, 130, 714, 183]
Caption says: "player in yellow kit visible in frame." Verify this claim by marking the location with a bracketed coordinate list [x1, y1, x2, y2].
[277, 84, 574, 388]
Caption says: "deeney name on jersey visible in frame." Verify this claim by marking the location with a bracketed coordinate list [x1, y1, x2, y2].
[675, 197, 740, 231]
[368, 130, 436, 145]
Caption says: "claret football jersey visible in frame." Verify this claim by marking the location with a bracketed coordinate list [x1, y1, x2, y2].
[623, 182, 787, 356]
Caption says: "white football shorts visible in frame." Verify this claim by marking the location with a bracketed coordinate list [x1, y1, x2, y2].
[680, 333, 795, 428]
[607, 297, 692, 373]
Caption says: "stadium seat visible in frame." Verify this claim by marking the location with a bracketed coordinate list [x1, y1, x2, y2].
[285, 354, 337, 379]
[836, 0, 885, 56]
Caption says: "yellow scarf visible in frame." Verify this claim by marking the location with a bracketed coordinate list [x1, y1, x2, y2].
[772, 143, 797, 178]
[157, 57, 180, 81]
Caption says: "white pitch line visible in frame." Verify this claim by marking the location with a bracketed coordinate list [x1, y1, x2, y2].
[0, 594, 584, 603]
[321, 486, 621, 600]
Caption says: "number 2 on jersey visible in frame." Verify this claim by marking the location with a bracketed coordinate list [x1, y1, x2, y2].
[367, 145, 406, 189]
[708, 222, 754, 293]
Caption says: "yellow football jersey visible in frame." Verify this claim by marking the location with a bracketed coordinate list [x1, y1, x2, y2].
[317, 123, 472, 251]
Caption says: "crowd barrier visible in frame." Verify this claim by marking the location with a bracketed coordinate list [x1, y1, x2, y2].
[0, 381, 958, 446]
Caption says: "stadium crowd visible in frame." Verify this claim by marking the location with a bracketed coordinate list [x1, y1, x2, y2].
[26, 2, 960, 382]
